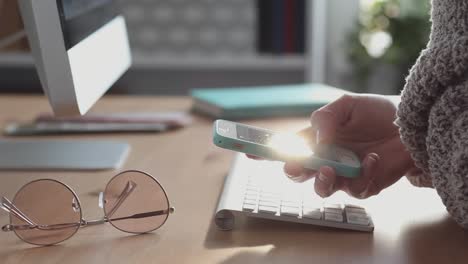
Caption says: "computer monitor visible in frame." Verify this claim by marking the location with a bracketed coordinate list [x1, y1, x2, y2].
[0, 0, 131, 170]
[18, 0, 131, 116]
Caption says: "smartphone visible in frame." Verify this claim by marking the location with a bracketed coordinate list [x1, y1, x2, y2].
[213, 119, 361, 178]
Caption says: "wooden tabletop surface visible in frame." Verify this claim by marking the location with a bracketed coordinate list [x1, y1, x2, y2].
[0, 95, 467, 264]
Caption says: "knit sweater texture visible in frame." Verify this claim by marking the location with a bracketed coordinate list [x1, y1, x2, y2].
[396, 0, 468, 227]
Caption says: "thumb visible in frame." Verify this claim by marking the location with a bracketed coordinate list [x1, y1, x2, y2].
[311, 94, 356, 144]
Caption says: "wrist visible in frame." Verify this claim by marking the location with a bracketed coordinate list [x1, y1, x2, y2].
[401, 148, 434, 188]
[402, 149, 417, 176]
[386, 95, 401, 108]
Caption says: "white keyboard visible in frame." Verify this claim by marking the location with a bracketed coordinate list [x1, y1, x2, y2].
[215, 154, 374, 232]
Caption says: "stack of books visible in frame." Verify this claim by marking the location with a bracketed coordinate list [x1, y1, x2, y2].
[257, 0, 307, 55]
[191, 83, 346, 119]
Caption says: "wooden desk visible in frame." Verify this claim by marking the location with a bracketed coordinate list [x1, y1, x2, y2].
[0, 95, 467, 264]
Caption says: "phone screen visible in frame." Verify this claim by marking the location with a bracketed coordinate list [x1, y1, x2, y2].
[236, 124, 313, 158]
[236, 124, 274, 145]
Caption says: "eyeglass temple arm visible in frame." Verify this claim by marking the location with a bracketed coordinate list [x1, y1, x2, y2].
[105, 181, 137, 219]
[109, 207, 175, 222]
[79, 207, 175, 227]
[0, 197, 37, 226]
[80, 207, 175, 228]
[2, 207, 175, 232]
[2, 222, 81, 232]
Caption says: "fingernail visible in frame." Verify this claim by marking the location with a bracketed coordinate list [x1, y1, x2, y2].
[317, 189, 326, 198]
[318, 172, 333, 193]
[292, 175, 306, 183]
[316, 129, 325, 144]
[358, 190, 368, 199]
[364, 155, 377, 168]
[286, 172, 301, 179]
[287, 173, 308, 182]
[318, 172, 328, 183]
[317, 187, 330, 198]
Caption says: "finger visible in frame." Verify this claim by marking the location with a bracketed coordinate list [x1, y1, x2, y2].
[362, 178, 382, 198]
[310, 94, 356, 144]
[358, 158, 383, 199]
[284, 161, 317, 182]
[343, 153, 380, 199]
[314, 166, 338, 198]
[345, 153, 380, 199]
[290, 171, 318, 183]
[297, 127, 317, 146]
[246, 154, 264, 160]
[284, 161, 306, 178]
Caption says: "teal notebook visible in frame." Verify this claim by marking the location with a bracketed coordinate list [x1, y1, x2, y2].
[191, 83, 346, 119]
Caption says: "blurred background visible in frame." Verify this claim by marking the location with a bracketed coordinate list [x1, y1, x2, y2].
[0, 0, 430, 95]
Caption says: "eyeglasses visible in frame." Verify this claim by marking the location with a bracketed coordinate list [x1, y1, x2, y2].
[0, 170, 174, 246]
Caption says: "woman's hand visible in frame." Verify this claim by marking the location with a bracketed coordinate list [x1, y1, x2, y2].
[283, 94, 415, 199]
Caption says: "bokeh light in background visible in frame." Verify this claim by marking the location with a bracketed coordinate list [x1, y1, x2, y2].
[347, 0, 430, 94]
[358, 0, 398, 58]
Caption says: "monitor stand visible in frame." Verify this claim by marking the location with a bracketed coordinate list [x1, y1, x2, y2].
[0, 140, 130, 170]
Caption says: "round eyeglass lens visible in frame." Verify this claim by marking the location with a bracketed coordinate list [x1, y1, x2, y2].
[11, 179, 82, 246]
[104, 171, 170, 234]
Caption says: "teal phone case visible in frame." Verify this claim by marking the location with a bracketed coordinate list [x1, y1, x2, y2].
[213, 123, 361, 178]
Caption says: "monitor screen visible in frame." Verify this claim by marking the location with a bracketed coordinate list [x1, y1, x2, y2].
[57, 0, 119, 50]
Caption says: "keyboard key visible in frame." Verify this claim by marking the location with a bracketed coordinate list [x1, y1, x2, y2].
[247, 181, 260, 186]
[259, 200, 279, 207]
[281, 201, 300, 208]
[280, 206, 300, 217]
[245, 196, 258, 201]
[324, 206, 343, 215]
[344, 205, 366, 215]
[324, 203, 342, 209]
[245, 192, 257, 197]
[302, 199, 323, 208]
[260, 193, 280, 200]
[243, 198, 257, 205]
[258, 205, 278, 214]
[344, 204, 364, 209]
[245, 193, 258, 199]
[324, 212, 343, 222]
[346, 213, 370, 226]
[302, 199, 322, 208]
[302, 208, 322, 220]
[242, 203, 256, 212]
[259, 195, 280, 201]
[245, 188, 259, 194]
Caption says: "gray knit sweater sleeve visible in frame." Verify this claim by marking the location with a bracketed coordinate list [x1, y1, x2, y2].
[396, 0, 468, 228]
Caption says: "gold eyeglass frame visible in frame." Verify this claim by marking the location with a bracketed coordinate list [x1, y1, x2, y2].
[0, 170, 175, 246]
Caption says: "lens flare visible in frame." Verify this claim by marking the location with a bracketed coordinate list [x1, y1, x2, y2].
[268, 133, 313, 159]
